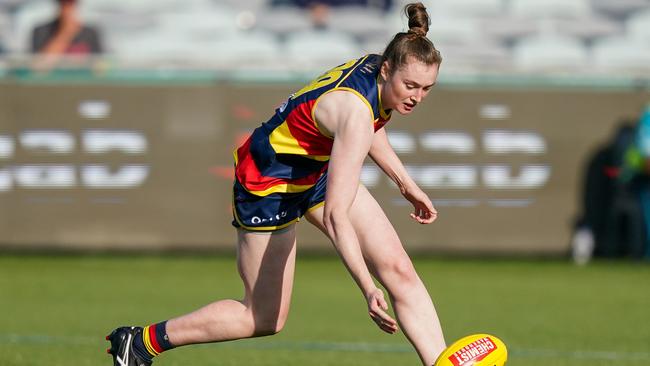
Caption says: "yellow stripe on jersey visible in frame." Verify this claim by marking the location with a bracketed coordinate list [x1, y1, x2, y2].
[311, 87, 375, 130]
[310, 56, 369, 136]
[292, 58, 359, 100]
[268, 121, 329, 161]
[376, 74, 391, 120]
[336, 87, 375, 123]
[335, 55, 368, 88]
[233, 148, 239, 165]
[306, 201, 325, 213]
[247, 181, 316, 196]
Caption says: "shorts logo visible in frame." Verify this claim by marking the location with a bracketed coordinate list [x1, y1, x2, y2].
[449, 337, 497, 366]
[250, 211, 288, 225]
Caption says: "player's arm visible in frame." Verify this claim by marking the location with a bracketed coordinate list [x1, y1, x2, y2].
[369, 127, 437, 224]
[314, 91, 398, 334]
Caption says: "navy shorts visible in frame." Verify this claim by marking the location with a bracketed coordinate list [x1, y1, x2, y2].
[232, 172, 327, 232]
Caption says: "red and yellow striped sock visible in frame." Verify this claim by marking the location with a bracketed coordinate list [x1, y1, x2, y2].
[141, 321, 174, 358]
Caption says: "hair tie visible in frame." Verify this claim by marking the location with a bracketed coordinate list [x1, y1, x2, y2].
[407, 28, 426, 38]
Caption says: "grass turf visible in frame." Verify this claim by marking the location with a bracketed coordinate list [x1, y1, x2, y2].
[0, 254, 648, 365]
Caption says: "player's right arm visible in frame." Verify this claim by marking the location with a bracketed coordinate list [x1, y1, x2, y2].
[314, 91, 398, 334]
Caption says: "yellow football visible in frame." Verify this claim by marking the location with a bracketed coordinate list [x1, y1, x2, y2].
[434, 334, 508, 366]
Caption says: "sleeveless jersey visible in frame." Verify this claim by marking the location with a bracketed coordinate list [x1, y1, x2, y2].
[234, 54, 392, 197]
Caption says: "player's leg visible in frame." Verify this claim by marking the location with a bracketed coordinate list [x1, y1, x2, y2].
[107, 226, 297, 365]
[305, 185, 445, 366]
[166, 226, 297, 344]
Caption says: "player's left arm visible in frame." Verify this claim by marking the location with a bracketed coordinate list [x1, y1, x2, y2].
[369, 127, 437, 224]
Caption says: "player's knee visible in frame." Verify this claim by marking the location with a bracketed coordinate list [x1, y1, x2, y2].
[249, 303, 290, 337]
[385, 257, 419, 287]
[253, 314, 287, 336]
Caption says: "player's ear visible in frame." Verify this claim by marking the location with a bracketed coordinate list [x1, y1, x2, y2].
[380, 60, 391, 81]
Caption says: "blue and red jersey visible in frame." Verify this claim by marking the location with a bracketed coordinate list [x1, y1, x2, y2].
[234, 54, 392, 197]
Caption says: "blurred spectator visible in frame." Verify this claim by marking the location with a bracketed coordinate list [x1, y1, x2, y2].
[573, 119, 635, 263]
[573, 106, 650, 263]
[31, 0, 102, 63]
[274, 0, 392, 29]
[618, 106, 650, 259]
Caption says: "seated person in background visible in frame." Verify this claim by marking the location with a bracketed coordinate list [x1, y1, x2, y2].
[573, 105, 650, 263]
[31, 0, 102, 69]
[620, 106, 650, 184]
[617, 105, 650, 260]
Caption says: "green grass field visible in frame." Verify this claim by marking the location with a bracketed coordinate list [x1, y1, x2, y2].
[1, 254, 649, 366]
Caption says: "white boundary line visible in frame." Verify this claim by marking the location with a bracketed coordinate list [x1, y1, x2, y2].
[2, 334, 650, 361]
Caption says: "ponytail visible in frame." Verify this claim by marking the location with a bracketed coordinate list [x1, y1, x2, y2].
[382, 2, 441, 72]
[406, 2, 429, 37]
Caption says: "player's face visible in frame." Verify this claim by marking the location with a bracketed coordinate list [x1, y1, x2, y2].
[380, 58, 438, 115]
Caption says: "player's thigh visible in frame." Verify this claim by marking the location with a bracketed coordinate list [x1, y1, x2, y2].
[348, 185, 415, 283]
[237, 226, 297, 312]
[305, 185, 412, 283]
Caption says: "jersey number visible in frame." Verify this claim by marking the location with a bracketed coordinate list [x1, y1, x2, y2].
[291, 59, 358, 99]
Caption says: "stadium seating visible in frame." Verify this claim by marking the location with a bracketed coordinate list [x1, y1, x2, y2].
[387, 10, 483, 44]
[426, 16, 482, 43]
[285, 30, 359, 69]
[327, 6, 387, 43]
[478, 14, 538, 43]
[10, 0, 56, 53]
[218, 0, 269, 12]
[156, 8, 241, 40]
[435, 39, 511, 71]
[424, 0, 505, 17]
[0, 11, 9, 48]
[1, 0, 650, 76]
[102, 0, 184, 14]
[592, 36, 650, 72]
[551, 16, 621, 41]
[509, 0, 592, 19]
[626, 9, 650, 42]
[590, 0, 650, 19]
[109, 31, 188, 62]
[361, 38, 388, 56]
[254, 5, 311, 37]
[0, 0, 23, 13]
[513, 35, 588, 72]
[205, 32, 282, 65]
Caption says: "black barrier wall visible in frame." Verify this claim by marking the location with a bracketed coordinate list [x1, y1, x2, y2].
[1, 82, 648, 254]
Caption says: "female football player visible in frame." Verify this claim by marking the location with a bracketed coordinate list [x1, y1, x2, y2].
[107, 2, 446, 365]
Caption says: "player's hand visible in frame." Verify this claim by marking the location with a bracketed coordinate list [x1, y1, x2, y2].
[403, 186, 437, 224]
[366, 288, 398, 334]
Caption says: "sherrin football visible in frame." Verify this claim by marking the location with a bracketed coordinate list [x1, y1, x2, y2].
[434, 334, 507, 366]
